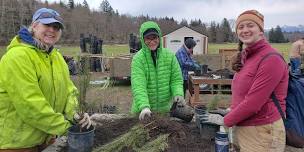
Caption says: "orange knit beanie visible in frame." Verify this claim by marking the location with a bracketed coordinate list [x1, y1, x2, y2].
[235, 10, 264, 32]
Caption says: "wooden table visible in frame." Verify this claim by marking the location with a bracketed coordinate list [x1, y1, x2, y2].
[188, 75, 232, 106]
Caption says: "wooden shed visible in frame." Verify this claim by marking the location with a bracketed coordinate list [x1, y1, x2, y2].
[163, 26, 208, 55]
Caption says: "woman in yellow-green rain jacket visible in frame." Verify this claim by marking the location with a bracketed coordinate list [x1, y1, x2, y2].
[0, 8, 78, 150]
[131, 21, 184, 116]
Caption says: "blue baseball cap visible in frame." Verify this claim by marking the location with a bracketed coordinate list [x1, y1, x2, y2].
[32, 8, 64, 29]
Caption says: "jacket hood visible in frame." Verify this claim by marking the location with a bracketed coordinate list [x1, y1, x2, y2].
[18, 27, 36, 46]
[139, 21, 163, 51]
[7, 27, 54, 53]
[7, 36, 35, 52]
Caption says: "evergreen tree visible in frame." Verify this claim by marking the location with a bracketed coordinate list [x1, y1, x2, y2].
[269, 26, 286, 43]
[268, 28, 275, 42]
[180, 19, 188, 26]
[82, 0, 89, 9]
[216, 23, 224, 43]
[100, 0, 114, 14]
[68, 0, 74, 9]
[274, 25, 285, 43]
[220, 18, 233, 42]
[59, 0, 65, 7]
[201, 23, 207, 36]
[208, 21, 217, 43]
[190, 19, 201, 27]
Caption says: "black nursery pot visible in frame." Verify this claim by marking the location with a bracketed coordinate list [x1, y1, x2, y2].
[170, 102, 194, 122]
[67, 125, 95, 152]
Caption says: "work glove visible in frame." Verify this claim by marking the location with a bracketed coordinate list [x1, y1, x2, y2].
[74, 113, 92, 129]
[173, 96, 186, 107]
[207, 113, 224, 126]
[139, 108, 152, 121]
[209, 108, 231, 117]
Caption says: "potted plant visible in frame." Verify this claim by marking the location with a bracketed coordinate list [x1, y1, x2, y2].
[67, 55, 95, 152]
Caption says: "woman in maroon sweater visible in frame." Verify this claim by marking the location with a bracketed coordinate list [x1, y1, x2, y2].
[208, 10, 288, 151]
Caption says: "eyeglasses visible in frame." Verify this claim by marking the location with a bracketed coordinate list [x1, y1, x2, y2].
[144, 35, 159, 43]
[45, 23, 62, 31]
[36, 12, 63, 23]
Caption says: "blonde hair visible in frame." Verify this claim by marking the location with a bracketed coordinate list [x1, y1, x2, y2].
[29, 21, 62, 52]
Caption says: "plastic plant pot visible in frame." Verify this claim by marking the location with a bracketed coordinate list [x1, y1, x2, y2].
[170, 102, 194, 122]
[67, 125, 95, 152]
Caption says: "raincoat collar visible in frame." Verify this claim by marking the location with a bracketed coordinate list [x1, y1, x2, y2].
[18, 27, 54, 53]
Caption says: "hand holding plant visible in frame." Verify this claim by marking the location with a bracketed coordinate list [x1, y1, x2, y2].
[74, 113, 92, 129]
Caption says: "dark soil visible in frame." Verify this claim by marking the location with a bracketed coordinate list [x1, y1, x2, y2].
[142, 116, 215, 152]
[92, 116, 215, 152]
[94, 117, 138, 146]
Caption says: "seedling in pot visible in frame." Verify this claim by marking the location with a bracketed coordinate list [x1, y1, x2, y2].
[74, 55, 91, 132]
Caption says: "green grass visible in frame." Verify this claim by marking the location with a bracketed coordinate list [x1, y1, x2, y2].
[207, 43, 238, 54]
[56, 44, 129, 57]
[207, 43, 291, 60]
[272, 43, 292, 60]
[0, 43, 292, 60]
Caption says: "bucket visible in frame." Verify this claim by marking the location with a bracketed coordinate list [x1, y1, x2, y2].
[68, 125, 95, 152]
[215, 131, 229, 152]
[170, 102, 194, 122]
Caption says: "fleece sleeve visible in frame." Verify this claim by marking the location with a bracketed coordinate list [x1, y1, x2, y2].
[224, 56, 286, 127]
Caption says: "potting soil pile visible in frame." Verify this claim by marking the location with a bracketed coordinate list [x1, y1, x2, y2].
[92, 115, 216, 152]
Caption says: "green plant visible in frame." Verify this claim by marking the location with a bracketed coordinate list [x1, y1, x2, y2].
[207, 95, 221, 111]
[74, 55, 91, 131]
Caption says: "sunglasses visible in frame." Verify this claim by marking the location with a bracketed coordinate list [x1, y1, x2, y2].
[36, 12, 63, 23]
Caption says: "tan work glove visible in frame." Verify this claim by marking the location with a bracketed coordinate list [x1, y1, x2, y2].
[209, 108, 231, 116]
[207, 114, 224, 126]
[74, 113, 92, 129]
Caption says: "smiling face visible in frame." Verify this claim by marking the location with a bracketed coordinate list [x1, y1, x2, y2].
[32, 22, 62, 46]
[144, 34, 160, 51]
[237, 20, 264, 46]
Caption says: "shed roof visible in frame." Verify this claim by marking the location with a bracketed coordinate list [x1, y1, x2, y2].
[163, 26, 207, 37]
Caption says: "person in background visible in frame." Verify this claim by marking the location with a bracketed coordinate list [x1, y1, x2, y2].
[175, 38, 200, 96]
[0, 8, 91, 151]
[131, 21, 184, 121]
[289, 37, 304, 75]
[207, 10, 288, 152]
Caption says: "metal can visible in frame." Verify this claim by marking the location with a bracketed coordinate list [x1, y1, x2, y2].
[215, 131, 229, 152]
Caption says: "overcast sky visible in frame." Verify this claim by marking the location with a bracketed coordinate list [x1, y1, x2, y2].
[48, 0, 304, 29]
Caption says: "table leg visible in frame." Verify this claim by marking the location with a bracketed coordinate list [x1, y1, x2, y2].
[194, 84, 200, 104]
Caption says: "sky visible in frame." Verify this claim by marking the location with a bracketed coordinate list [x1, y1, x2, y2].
[48, 0, 304, 29]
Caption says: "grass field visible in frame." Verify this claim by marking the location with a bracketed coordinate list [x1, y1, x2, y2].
[0, 43, 292, 60]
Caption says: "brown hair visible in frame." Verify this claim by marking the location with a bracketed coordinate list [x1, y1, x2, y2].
[232, 40, 243, 72]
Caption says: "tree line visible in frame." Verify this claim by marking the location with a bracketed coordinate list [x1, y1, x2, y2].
[0, 0, 290, 45]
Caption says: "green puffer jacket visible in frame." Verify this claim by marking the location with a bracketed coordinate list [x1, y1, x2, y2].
[131, 21, 183, 113]
[0, 36, 78, 149]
